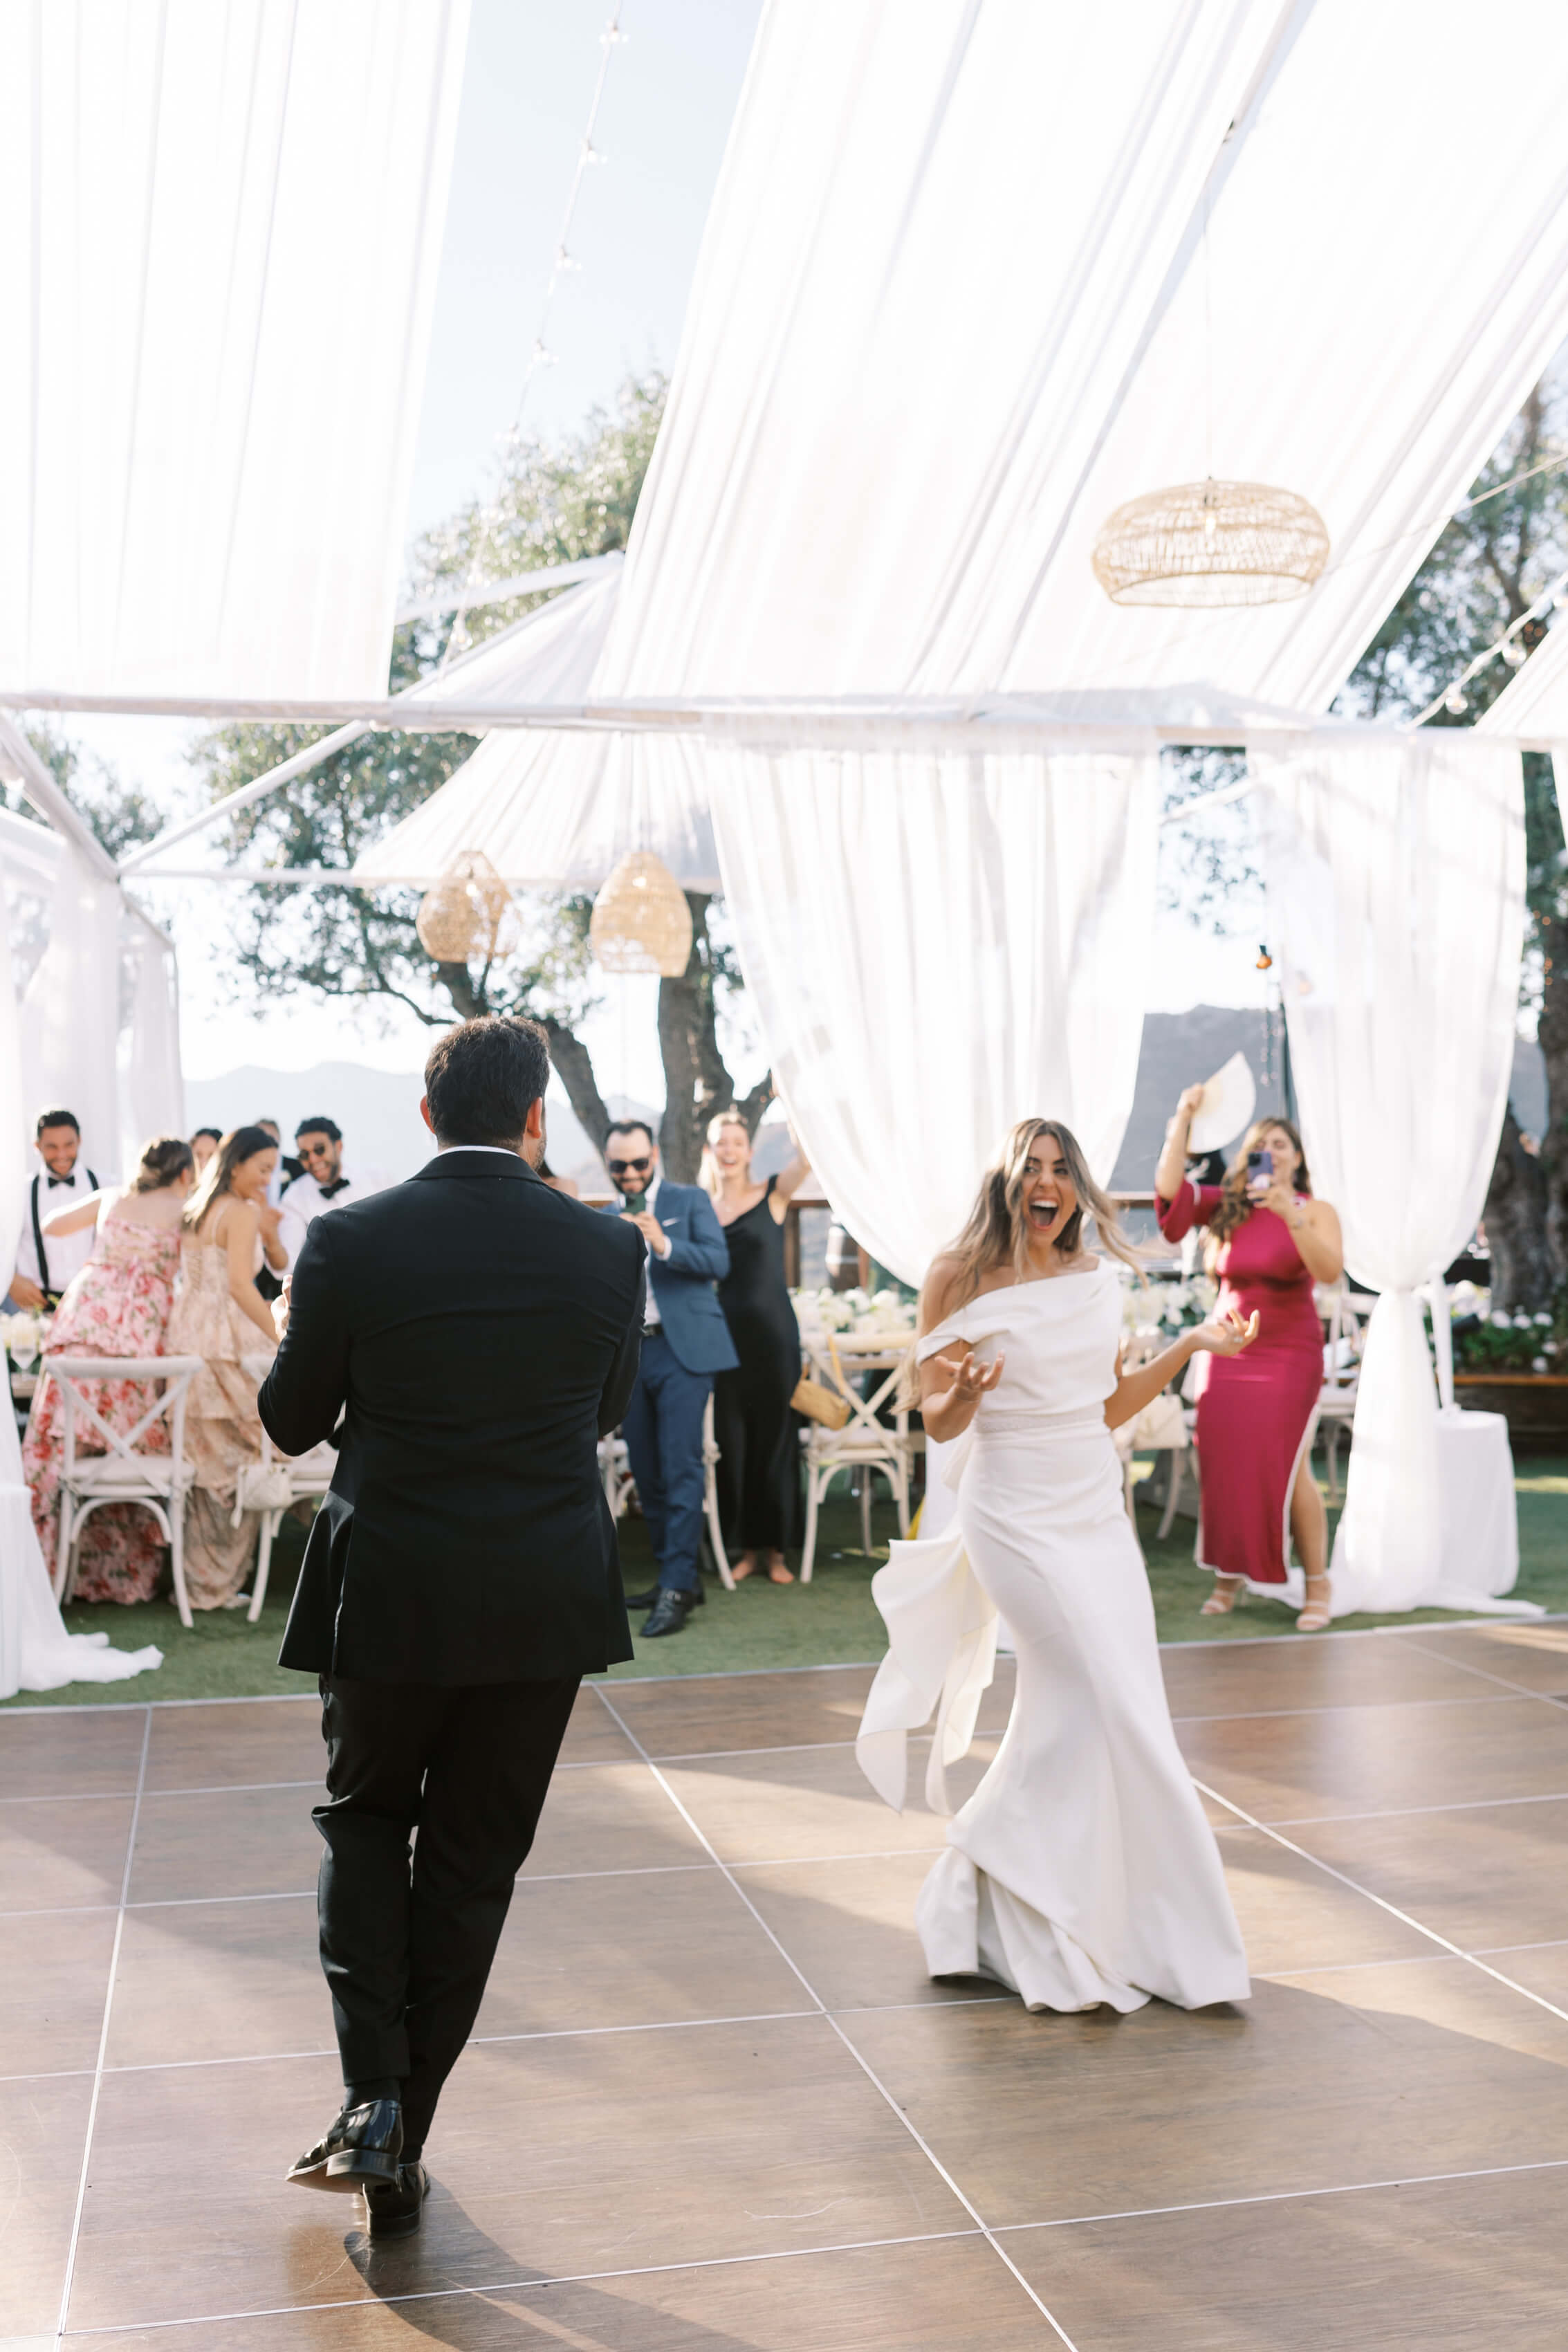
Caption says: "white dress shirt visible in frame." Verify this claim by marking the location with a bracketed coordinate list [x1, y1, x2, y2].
[277, 1164, 388, 1269]
[15, 1162, 102, 1299]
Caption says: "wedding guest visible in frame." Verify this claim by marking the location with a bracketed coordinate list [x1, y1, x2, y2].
[165, 1126, 283, 1609]
[1154, 1096, 1344, 1632]
[190, 1127, 222, 1177]
[699, 1109, 811, 1583]
[539, 1158, 579, 1197]
[12, 1109, 102, 1310]
[255, 1119, 304, 1202]
[600, 1119, 736, 1637]
[24, 1136, 194, 1603]
[278, 1118, 387, 1268]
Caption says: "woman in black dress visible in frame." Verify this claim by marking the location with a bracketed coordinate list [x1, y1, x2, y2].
[703, 1111, 812, 1583]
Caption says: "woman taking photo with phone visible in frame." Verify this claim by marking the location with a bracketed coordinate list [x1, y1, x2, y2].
[1154, 1095, 1343, 1630]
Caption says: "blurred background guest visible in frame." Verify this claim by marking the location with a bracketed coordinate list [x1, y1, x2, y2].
[254, 1118, 304, 1202]
[165, 1126, 282, 1608]
[539, 1158, 579, 1197]
[12, 1108, 102, 1310]
[189, 1127, 222, 1179]
[24, 1136, 194, 1603]
[701, 1110, 812, 1584]
[278, 1116, 386, 1267]
[1154, 1094, 1343, 1632]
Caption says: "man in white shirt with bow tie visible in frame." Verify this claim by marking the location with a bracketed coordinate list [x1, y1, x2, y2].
[278, 1117, 387, 1271]
[10, 1108, 102, 1309]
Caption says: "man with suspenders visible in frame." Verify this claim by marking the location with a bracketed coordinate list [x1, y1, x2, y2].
[10, 1110, 100, 1310]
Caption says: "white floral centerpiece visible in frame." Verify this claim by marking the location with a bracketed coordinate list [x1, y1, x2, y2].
[1116, 1267, 1217, 1352]
[1, 1309, 52, 1368]
[792, 1285, 918, 1348]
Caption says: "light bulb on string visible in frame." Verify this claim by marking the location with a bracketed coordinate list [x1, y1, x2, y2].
[1444, 687, 1469, 715]
[1502, 638, 1527, 668]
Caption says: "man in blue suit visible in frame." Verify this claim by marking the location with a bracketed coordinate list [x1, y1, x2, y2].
[601, 1119, 739, 1637]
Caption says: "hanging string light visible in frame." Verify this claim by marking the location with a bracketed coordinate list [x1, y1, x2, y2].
[438, 8, 627, 665]
[590, 851, 692, 977]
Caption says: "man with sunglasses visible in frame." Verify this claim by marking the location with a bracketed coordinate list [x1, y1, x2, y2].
[279, 1118, 387, 1269]
[600, 1120, 737, 1637]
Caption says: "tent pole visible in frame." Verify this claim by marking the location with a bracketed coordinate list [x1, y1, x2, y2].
[0, 715, 119, 883]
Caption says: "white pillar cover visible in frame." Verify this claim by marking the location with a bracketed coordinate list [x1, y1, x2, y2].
[21, 853, 122, 1176]
[710, 746, 1159, 1287]
[1254, 731, 1525, 1613]
[119, 923, 185, 1172]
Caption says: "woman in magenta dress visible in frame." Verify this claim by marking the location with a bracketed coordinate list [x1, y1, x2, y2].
[1154, 1099, 1343, 1631]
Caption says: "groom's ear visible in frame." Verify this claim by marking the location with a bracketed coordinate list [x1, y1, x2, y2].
[524, 1097, 545, 1141]
[418, 1096, 436, 1137]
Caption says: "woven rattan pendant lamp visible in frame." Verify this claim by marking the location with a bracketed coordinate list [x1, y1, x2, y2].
[1092, 476, 1329, 607]
[589, 849, 692, 977]
[416, 849, 519, 964]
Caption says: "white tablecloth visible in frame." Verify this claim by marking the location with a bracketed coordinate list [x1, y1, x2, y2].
[1430, 1405, 1529, 1610]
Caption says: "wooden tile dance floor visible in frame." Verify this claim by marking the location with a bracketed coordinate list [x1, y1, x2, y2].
[10, 1621, 1568, 2348]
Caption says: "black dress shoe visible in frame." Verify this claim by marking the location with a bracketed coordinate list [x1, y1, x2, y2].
[640, 1587, 699, 1637]
[364, 2160, 429, 2239]
[286, 2098, 403, 2191]
[625, 1581, 703, 1611]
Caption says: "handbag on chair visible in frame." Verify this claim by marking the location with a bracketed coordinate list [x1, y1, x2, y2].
[791, 1372, 852, 1429]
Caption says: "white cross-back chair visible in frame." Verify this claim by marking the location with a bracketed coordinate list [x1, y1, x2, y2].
[1315, 1286, 1366, 1503]
[240, 1354, 339, 1621]
[48, 1354, 205, 1627]
[799, 1338, 912, 1583]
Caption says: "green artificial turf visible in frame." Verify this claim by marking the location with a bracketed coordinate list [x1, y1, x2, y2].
[8, 1459, 1567, 1709]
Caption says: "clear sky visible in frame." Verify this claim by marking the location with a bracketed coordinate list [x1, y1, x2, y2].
[64, 0, 1265, 1098]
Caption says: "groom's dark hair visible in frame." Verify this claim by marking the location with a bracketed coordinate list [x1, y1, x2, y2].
[424, 1016, 551, 1148]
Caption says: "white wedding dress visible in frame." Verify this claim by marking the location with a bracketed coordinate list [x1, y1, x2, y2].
[857, 1262, 1248, 2012]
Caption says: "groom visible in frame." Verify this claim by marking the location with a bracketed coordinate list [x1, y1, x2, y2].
[259, 1016, 645, 2237]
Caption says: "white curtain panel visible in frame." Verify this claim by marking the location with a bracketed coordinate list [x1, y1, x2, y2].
[0, 0, 468, 701]
[597, 0, 1568, 719]
[118, 922, 185, 1170]
[20, 854, 122, 1177]
[710, 747, 1159, 1287]
[1254, 731, 1526, 1613]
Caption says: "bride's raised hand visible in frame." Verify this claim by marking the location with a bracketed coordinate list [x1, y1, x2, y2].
[1192, 1308, 1259, 1357]
[948, 1344, 1005, 1401]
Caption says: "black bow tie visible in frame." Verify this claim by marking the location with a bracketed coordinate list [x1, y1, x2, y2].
[46, 1174, 73, 1188]
[317, 1177, 350, 1200]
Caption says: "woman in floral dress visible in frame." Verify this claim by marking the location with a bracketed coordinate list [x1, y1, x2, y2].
[165, 1126, 284, 1608]
[25, 1137, 195, 1604]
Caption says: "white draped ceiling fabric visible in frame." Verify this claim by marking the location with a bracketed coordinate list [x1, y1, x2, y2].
[1255, 733, 1526, 1615]
[0, 0, 468, 701]
[712, 749, 1159, 1285]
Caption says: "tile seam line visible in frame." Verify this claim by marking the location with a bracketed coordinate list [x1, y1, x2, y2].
[2, 1680, 1537, 1802]
[21, 1993, 1020, 2089]
[51, 2159, 1568, 2340]
[8, 1614, 1562, 1717]
[998, 2153, 1568, 2233]
[1399, 1630, 1568, 1714]
[54, 1702, 152, 2347]
[54, 2225, 990, 2338]
[1193, 1776, 1568, 2031]
[591, 1681, 1083, 2350]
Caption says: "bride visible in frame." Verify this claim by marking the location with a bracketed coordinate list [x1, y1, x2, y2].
[856, 1117, 1255, 2013]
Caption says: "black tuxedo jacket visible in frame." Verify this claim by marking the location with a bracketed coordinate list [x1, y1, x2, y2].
[260, 1148, 645, 1684]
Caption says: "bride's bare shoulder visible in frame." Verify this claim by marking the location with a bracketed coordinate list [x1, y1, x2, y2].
[919, 1253, 968, 1333]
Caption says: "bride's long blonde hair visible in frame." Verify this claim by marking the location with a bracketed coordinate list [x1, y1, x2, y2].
[937, 1117, 1142, 1310]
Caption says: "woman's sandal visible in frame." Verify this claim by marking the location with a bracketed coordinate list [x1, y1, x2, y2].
[1200, 1575, 1246, 1616]
[1296, 1574, 1331, 1634]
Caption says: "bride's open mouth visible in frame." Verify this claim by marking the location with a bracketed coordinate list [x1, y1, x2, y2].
[1026, 1195, 1063, 1234]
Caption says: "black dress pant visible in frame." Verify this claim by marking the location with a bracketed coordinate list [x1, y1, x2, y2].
[314, 1671, 580, 2152]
